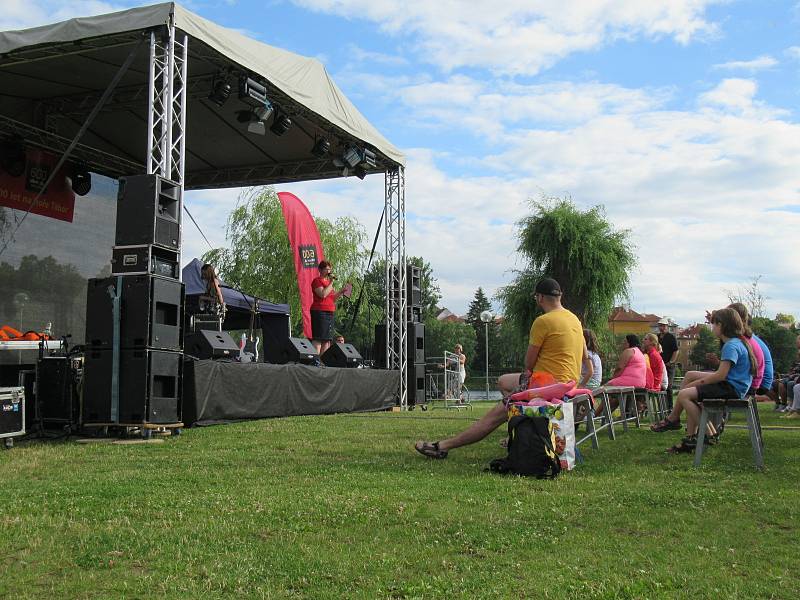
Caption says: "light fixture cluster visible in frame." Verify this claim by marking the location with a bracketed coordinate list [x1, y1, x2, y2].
[0, 136, 90, 195]
[333, 145, 376, 179]
[207, 72, 376, 178]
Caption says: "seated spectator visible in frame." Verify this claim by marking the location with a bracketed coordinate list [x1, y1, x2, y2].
[643, 333, 665, 391]
[773, 334, 800, 412]
[595, 334, 647, 414]
[652, 308, 756, 452]
[414, 278, 590, 459]
[582, 328, 602, 390]
[727, 303, 770, 395]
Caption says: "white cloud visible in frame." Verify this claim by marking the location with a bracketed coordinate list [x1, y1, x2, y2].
[713, 55, 778, 71]
[786, 46, 800, 61]
[0, 1, 128, 31]
[292, 0, 722, 74]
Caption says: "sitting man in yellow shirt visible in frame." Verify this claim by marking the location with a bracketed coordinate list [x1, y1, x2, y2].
[415, 278, 592, 459]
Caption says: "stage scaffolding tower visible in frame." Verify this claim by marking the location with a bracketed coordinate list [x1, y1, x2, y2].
[384, 167, 407, 408]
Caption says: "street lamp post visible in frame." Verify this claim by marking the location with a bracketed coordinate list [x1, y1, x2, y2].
[480, 310, 493, 401]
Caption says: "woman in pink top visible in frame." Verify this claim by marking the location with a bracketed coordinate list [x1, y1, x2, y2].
[596, 334, 647, 414]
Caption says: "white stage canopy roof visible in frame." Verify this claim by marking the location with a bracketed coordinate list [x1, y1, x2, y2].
[0, 2, 404, 189]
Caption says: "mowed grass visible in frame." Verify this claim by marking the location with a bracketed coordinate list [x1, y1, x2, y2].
[1, 402, 799, 599]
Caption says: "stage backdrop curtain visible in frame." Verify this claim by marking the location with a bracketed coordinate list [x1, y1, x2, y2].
[278, 192, 323, 338]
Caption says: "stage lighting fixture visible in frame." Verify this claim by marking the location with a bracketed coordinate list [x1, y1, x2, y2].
[208, 79, 232, 107]
[342, 146, 361, 169]
[354, 165, 367, 180]
[254, 102, 274, 122]
[0, 137, 26, 177]
[70, 163, 92, 196]
[270, 113, 292, 136]
[239, 76, 268, 106]
[311, 137, 330, 158]
[362, 148, 377, 168]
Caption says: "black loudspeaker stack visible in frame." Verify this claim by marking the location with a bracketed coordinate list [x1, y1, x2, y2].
[322, 343, 363, 368]
[82, 174, 184, 426]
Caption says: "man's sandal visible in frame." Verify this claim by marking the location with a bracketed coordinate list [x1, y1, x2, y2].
[414, 441, 448, 459]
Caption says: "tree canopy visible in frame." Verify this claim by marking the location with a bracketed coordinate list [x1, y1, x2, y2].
[203, 187, 367, 335]
[496, 197, 636, 339]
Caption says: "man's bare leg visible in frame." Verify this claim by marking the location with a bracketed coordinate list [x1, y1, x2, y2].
[436, 402, 508, 452]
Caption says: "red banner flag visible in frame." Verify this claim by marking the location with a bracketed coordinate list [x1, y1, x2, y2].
[0, 148, 75, 223]
[278, 191, 324, 338]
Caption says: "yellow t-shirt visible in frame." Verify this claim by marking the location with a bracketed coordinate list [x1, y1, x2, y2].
[528, 308, 585, 383]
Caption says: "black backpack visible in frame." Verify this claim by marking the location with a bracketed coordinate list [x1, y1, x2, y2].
[488, 415, 561, 479]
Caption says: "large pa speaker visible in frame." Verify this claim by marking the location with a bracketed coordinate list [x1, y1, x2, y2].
[37, 356, 76, 425]
[184, 330, 239, 360]
[284, 337, 319, 365]
[407, 363, 425, 407]
[373, 322, 424, 367]
[321, 343, 362, 368]
[82, 348, 181, 424]
[115, 174, 181, 249]
[407, 264, 421, 307]
[261, 313, 291, 364]
[86, 275, 184, 351]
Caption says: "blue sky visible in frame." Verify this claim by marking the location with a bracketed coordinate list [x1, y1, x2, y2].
[7, 0, 800, 325]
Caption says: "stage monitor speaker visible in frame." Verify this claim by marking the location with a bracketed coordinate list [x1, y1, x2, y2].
[407, 264, 421, 307]
[115, 174, 181, 249]
[321, 343, 362, 368]
[407, 363, 425, 407]
[82, 348, 181, 424]
[37, 356, 76, 425]
[284, 337, 318, 364]
[86, 275, 184, 351]
[408, 321, 425, 364]
[184, 330, 239, 360]
[261, 313, 291, 364]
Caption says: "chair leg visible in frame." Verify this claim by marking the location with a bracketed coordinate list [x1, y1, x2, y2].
[586, 408, 599, 449]
[694, 407, 710, 467]
[745, 405, 764, 470]
[750, 397, 764, 450]
[619, 391, 629, 433]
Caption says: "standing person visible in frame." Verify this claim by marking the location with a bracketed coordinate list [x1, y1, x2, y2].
[658, 318, 679, 410]
[310, 261, 346, 356]
[200, 263, 225, 315]
[582, 328, 603, 389]
[414, 278, 591, 459]
[454, 343, 467, 403]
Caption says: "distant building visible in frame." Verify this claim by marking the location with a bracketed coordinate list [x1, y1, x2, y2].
[608, 306, 663, 336]
[676, 323, 709, 370]
[436, 308, 464, 323]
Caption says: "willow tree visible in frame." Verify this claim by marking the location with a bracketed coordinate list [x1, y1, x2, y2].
[496, 197, 635, 338]
[203, 187, 367, 335]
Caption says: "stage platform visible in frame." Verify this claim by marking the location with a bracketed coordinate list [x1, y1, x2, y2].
[183, 360, 399, 426]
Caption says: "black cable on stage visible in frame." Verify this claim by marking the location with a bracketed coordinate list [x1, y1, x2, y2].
[346, 206, 385, 337]
[183, 203, 215, 250]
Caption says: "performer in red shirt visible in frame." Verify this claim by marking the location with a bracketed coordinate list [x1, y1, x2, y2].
[310, 261, 350, 356]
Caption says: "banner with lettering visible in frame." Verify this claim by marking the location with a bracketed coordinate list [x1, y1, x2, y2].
[0, 148, 75, 223]
[278, 191, 324, 338]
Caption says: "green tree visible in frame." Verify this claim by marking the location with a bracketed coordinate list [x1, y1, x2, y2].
[496, 197, 636, 339]
[464, 287, 497, 371]
[752, 317, 798, 372]
[424, 316, 476, 365]
[493, 317, 527, 371]
[203, 187, 367, 335]
[775, 313, 796, 327]
[689, 327, 719, 369]
[360, 255, 441, 323]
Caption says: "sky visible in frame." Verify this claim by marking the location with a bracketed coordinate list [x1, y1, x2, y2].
[5, 0, 800, 326]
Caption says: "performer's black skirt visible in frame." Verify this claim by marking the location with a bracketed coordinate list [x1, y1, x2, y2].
[311, 309, 334, 341]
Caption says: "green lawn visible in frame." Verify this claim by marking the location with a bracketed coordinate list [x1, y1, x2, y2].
[1, 402, 798, 599]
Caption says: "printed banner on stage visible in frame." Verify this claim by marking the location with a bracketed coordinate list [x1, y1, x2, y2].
[0, 148, 75, 223]
[278, 191, 324, 338]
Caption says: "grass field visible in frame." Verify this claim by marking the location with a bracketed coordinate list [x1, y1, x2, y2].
[1, 402, 799, 599]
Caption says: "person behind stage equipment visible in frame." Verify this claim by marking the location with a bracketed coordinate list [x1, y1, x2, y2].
[310, 261, 348, 356]
[200, 263, 225, 316]
[335, 334, 345, 345]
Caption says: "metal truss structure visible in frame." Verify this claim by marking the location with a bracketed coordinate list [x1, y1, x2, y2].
[146, 23, 188, 186]
[384, 167, 407, 408]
